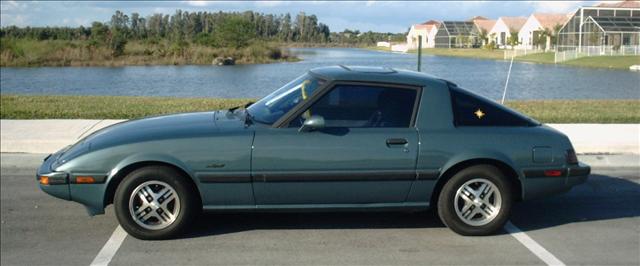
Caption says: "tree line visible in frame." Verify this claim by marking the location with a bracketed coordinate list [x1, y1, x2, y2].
[1, 10, 405, 52]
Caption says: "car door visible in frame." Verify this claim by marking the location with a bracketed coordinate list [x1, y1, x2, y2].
[251, 82, 421, 205]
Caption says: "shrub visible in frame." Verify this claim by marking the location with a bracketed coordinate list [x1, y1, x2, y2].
[109, 31, 127, 57]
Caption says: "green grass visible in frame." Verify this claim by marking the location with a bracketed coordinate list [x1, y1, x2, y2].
[562, 56, 640, 70]
[0, 95, 255, 119]
[393, 48, 640, 70]
[505, 100, 640, 123]
[2, 95, 638, 123]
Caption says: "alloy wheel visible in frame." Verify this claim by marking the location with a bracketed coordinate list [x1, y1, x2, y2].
[453, 178, 502, 226]
[128, 180, 181, 230]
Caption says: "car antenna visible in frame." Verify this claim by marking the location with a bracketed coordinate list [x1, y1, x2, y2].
[501, 53, 515, 105]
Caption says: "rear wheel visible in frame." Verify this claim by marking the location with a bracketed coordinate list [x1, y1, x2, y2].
[437, 165, 512, 236]
[114, 166, 198, 240]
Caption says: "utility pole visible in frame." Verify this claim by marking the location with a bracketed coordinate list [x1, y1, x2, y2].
[417, 35, 422, 72]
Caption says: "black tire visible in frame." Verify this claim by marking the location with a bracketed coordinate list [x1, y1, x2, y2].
[114, 165, 199, 240]
[437, 165, 513, 236]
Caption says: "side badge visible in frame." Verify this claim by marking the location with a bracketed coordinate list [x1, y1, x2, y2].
[206, 163, 226, 168]
[474, 109, 485, 119]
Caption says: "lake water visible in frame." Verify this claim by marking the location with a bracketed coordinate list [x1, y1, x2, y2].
[1, 48, 638, 100]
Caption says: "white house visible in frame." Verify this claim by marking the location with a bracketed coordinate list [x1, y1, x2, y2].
[489, 16, 528, 49]
[406, 20, 440, 49]
[473, 18, 497, 46]
[518, 13, 570, 50]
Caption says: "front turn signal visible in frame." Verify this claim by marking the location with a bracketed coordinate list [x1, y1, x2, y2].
[75, 176, 96, 184]
[39, 176, 50, 185]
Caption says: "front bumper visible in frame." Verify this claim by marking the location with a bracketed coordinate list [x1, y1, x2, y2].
[36, 151, 108, 216]
[521, 162, 591, 200]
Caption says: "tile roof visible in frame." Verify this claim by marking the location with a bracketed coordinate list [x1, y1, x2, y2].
[422, 20, 441, 26]
[469, 16, 489, 21]
[474, 19, 496, 32]
[533, 13, 570, 30]
[413, 24, 434, 31]
[595, 0, 640, 8]
[499, 16, 528, 31]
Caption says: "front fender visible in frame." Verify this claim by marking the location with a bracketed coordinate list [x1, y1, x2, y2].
[108, 153, 197, 184]
[103, 152, 202, 206]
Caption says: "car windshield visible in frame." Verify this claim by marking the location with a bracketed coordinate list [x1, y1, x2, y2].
[247, 73, 324, 125]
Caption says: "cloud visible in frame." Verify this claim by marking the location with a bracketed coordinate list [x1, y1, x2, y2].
[529, 1, 584, 13]
[1, 14, 29, 26]
[0, 1, 591, 32]
[255, 1, 285, 7]
[1, 0, 20, 11]
[185, 1, 214, 7]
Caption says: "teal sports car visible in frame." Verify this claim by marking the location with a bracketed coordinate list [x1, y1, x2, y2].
[37, 66, 590, 239]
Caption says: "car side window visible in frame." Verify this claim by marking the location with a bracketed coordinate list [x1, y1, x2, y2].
[450, 87, 537, 127]
[290, 84, 417, 128]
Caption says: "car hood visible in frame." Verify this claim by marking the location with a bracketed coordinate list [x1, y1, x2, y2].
[53, 110, 247, 167]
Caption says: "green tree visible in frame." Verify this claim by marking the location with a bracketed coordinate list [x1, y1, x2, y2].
[109, 30, 127, 57]
[478, 28, 488, 47]
[506, 29, 520, 49]
[110, 10, 130, 36]
[214, 16, 255, 48]
[90, 22, 109, 44]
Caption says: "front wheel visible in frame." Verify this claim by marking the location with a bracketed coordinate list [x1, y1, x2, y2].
[114, 166, 199, 240]
[437, 165, 513, 236]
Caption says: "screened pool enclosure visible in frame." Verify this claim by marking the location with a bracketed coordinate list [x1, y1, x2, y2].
[556, 6, 640, 62]
[434, 21, 480, 48]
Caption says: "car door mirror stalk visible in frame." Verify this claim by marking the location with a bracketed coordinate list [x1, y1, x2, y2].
[299, 115, 325, 132]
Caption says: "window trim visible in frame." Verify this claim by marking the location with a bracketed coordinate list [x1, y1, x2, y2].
[273, 80, 422, 129]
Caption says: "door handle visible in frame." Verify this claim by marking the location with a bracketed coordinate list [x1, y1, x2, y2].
[386, 138, 408, 146]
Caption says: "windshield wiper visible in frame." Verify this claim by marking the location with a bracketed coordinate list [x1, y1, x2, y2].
[228, 101, 255, 113]
[244, 109, 254, 126]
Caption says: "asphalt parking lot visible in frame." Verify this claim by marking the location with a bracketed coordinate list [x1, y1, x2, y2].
[1, 153, 639, 265]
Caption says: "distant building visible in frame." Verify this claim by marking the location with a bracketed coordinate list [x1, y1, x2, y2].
[489, 16, 528, 48]
[376, 41, 391, 48]
[555, 0, 640, 61]
[391, 43, 409, 52]
[518, 13, 570, 50]
[406, 20, 440, 49]
[434, 21, 480, 48]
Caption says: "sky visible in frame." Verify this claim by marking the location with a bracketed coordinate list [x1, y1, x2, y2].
[1, 1, 602, 33]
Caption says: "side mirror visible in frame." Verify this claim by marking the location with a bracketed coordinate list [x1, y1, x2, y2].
[299, 115, 325, 132]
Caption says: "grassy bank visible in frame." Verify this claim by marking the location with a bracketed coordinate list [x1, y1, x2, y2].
[0, 39, 298, 67]
[561, 56, 640, 69]
[0, 95, 254, 119]
[397, 48, 640, 70]
[1, 95, 638, 123]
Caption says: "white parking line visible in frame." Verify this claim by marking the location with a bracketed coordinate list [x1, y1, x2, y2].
[505, 221, 565, 266]
[90, 226, 127, 266]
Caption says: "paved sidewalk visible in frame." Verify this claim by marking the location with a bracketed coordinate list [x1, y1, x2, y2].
[1, 119, 124, 154]
[1, 120, 638, 155]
